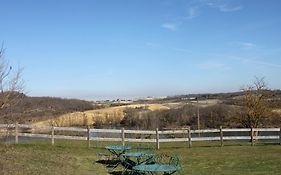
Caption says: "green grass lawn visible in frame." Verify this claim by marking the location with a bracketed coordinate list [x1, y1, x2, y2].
[0, 140, 281, 175]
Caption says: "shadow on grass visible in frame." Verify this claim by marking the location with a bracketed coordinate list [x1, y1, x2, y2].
[253, 142, 280, 146]
[95, 160, 125, 175]
[95, 159, 137, 175]
[96, 159, 119, 168]
[108, 171, 139, 175]
[108, 171, 123, 175]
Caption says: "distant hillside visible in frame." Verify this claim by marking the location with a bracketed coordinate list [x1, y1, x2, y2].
[2, 90, 281, 126]
[34, 103, 170, 127]
[135, 90, 281, 104]
[0, 94, 97, 124]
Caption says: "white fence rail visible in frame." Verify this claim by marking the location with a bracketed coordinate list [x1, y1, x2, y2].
[0, 123, 280, 149]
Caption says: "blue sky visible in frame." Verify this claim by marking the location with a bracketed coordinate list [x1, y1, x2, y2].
[1, 0, 281, 100]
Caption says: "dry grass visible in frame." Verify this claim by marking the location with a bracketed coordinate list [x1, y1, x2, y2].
[34, 104, 169, 127]
[272, 109, 281, 114]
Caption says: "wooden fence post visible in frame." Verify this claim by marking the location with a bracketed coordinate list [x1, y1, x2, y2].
[251, 128, 254, 146]
[220, 126, 223, 147]
[279, 127, 281, 145]
[87, 126, 91, 148]
[51, 125, 54, 146]
[156, 128, 160, 150]
[188, 126, 192, 148]
[121, 127, 125, 146]
[15, 122, 18, 144]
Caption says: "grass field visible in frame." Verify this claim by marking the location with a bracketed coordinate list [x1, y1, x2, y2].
[34, 103, 170, 127]
[0, 140, 281, 175]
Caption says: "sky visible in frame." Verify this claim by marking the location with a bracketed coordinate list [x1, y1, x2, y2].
[1, 0, 281, 100]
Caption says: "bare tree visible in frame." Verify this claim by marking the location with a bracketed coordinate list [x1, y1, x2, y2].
[240, 77, 270, 128]
[0, 44, 24, 124]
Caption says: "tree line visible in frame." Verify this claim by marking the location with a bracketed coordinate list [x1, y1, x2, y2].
[0, 94, 96, 124]
[119, 78, 281, 129]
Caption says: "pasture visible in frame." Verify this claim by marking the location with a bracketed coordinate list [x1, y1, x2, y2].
[34, 103, 170, 127]
[0, 140, 280, 175]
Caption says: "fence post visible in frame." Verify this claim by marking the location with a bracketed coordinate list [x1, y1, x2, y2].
[121, 127, 125, 146]
[279, 127, 281, 145]
[51, 125, 54, 146]
[220, 126, 223, 147]
[156, 128, 160, 150]
[15, 122, 18, 144]
[251, 128, 254, 146]
[188, 126, 192, 148]
[87, 126, 91, 148]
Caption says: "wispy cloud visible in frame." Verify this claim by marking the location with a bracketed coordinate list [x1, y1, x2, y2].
[206, 2, 243, 12]
[198, 61, 230, 71]
[254, 60, 281, 68]
[230, 56, 281, 69]
[219, 5, 243, 12]
[239, 42, 256, 50]
[145, 42, 159, 47]
[161, 23, 177, 31]
[160, 0, 242, 31]
[185, 6, 198, 19]
[173, 48, 192, 53]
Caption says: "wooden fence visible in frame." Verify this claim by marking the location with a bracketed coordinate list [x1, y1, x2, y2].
[0, 123, 280, 149]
